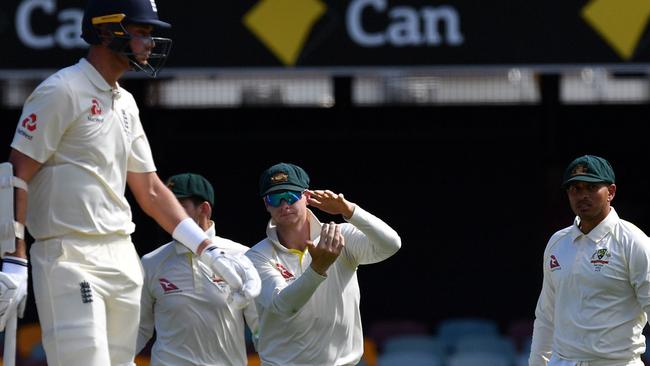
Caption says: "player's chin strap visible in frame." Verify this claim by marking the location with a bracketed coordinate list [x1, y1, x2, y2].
[0, 163, 28, 257]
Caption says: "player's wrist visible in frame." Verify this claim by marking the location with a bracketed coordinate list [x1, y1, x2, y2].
[172, 217, 209, 255]
[200, 245, 225, 259]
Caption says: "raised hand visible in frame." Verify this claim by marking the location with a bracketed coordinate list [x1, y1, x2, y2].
[306, 190, 355, 219]
[308, 222, 345, 276]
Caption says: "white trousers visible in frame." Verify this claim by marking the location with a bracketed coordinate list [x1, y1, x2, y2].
[549, 354, 644, 366]
[30, 234, 143, 366]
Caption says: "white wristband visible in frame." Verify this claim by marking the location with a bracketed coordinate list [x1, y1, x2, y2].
[172, 218, 209, 255]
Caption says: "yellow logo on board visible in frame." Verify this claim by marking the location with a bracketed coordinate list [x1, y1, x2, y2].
[243, 0, 326, 66]
[582, 0, 650, 60]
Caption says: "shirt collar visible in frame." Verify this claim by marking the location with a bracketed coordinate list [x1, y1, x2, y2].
[266, 209, 322, 251]
[570, 207, 619, 243]
[78, 58, 118, 92]
[175, 221, 216, 254]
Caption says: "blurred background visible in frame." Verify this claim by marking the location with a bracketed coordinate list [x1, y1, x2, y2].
[2, 0, 650, 365]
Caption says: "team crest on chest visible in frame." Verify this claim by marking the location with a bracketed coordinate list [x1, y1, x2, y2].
[590, 248, 611, 272]
[87, 98, 104, 123]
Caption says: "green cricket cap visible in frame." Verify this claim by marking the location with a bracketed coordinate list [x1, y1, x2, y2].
[166, 173, 214, 205]
[562, 155, 615, 188]
[259, 162, 310, 196]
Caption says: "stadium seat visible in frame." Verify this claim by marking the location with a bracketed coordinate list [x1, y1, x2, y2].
[247, 353, 261, 366]
[515, 353, 529, 366]
[362, 337, 378, 366]
[435, 317, 499, 351]
[506, 318, 534, 352]
[367, 319, 429, 351]
[17, 322, 42, 360]
[27, 341, 46, 361]
[446, 351, 512, 366]
[382, 334, 446, 359]
[135, 354, 151, 365]
[453, 334, 516, 360]
[377, 351, 442, 366]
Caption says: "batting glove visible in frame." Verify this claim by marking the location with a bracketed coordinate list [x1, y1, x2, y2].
[0, 256, 28, 331]
[199, 246, 261, 309]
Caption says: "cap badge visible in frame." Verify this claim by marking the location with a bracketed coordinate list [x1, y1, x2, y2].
[270, 172, 289, 183]
[571, 164, 588, 177]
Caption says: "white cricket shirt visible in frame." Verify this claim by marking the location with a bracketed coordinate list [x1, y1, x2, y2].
[530, 208, 650, 365]
[11, 58, 155, 240]
[246, 206, 401, 366]
[137, 222, 258, 366]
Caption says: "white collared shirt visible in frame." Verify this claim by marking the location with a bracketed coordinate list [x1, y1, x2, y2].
[11, 58, 155, 240]
[137, 223, 258, 366]
[246, 206, 401, 366]
[530, 207, 650, 365]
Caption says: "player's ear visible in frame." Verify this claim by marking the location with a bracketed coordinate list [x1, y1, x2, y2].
[607, 184, 616, 201]
[200, 201, 212, 217]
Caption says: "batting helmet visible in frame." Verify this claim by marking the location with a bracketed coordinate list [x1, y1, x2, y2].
[81, 0, 172, 77]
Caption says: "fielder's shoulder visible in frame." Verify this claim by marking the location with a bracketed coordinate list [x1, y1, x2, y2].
[614, 219, 650, 247]
[246, 238, 274, 261]
[545, 226, 573, 253]
[141, 241, 175, 265]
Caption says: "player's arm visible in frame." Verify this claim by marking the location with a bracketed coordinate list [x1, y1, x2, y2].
[6, 149, 42, 259]
[127, 171, 196, 242]
[529, 250, 555, 366]
[307, 190, 401, 266]
[628, 234, 650, 318]
[127, 171, 260, 306]
[246, 249, 325, 317]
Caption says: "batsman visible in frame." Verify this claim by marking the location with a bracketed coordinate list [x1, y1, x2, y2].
[0, 0, 260, 365]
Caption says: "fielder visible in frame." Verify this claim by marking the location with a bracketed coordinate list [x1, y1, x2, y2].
[2, 0, 259, 365]
[137, 173, 259, 366]
[246, 162, 402, 366]
[530, 155, 650, 366]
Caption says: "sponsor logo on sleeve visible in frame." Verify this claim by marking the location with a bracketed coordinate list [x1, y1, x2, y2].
[549, 255, 561, 271]
[17, 113, 37, 140]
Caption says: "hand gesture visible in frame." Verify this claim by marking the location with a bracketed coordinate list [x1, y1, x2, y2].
[199, 248, 261, 309]
[308, 222, 345, 276]
[307, 190, 355, 219]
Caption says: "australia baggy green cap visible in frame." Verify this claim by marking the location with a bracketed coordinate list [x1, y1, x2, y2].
[562, 155, 615, 188]
[166, 173, 214, 205]
[259, 162, 310, 196]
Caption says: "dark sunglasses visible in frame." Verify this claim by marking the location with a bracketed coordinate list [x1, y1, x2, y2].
[265, 190, 303, 207]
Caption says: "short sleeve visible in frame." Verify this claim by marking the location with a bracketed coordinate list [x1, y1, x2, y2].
[127, 113, 156, 173]
[11, 80, 76, 163]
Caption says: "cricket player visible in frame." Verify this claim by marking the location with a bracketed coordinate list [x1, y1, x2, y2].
[530, 155, 650, 366]
[0, 0, 260, 365]
[246, 162, 402, 366]
[137, 173, 259, 366]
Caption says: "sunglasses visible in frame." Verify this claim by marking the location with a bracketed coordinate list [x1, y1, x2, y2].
[265, 190, 303, 207]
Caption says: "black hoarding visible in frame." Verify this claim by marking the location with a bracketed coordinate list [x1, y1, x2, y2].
[2, 0, 650, 74]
